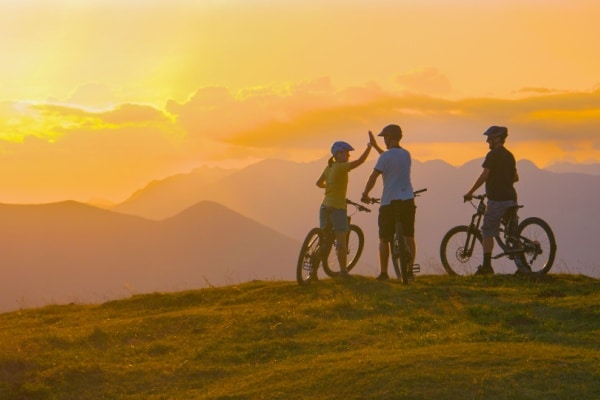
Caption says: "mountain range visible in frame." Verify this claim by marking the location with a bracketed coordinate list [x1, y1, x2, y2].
[0, 201, 297, 312]
[2, 156, 598, 312]
[545, 161, 600, 176]
[113, 156, 600, 278]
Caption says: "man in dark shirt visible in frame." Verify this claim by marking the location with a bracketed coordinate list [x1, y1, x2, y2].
[464, 126, 519, 275]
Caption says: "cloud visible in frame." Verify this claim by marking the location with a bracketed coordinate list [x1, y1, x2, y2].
[514, 87, 564, 95]
[165, 78, 346, 144]
[222, 88, 600, 144]
[160, 81, 600, 161]
[1, 81, 600, 202]
[0, 101, 190, 202]
[5, 83, 600, 153]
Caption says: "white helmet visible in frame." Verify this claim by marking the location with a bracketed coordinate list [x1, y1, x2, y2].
[330, 141, 354, 155]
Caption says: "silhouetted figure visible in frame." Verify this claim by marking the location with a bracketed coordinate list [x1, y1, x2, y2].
[361, 124, 416, 281]
[463, 126, 519, 275]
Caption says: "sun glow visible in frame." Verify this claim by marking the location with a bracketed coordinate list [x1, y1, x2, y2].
[1, 1, 599, 203]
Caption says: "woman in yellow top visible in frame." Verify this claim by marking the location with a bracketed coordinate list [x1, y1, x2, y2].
[316, 138, 372, 277]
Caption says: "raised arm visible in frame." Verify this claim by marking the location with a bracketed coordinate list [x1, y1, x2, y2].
[369, 131, 384, 155]
[349, 142, 372, 170]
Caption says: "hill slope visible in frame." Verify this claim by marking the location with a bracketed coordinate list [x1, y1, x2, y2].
[0, 201, 298, 312]
[0, 275, 598, 399]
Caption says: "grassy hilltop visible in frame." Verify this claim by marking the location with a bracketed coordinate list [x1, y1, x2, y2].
[1, 274, 599, 399]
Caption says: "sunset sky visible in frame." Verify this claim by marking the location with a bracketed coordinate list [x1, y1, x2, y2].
[1, 0, 599, 204]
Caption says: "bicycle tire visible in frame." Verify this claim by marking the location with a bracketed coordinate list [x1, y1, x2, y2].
[296, 228, 322, 285]
[322, 224, 364, 276]
[391, 221, 411, 283]
[440, 225, 484, 276]
[516, 217, 557, 274]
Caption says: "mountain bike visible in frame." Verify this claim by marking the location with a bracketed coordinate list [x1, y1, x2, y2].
[365, 188, 427, 284]
[296, 199, 370, 285]
[440, 194, 557, 276]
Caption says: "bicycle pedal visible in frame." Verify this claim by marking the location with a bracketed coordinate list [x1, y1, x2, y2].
[412, 264, 420, 274]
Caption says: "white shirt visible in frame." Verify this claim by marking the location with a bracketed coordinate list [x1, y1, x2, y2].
[374, 147, 414, 205]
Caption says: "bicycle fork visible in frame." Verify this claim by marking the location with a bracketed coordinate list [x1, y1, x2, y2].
[460, 224, 479, 259]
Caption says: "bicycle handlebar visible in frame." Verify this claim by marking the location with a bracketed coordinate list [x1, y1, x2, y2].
[362, 188, 427, 205]
[464, 194, 486, 204]
[346, 199, 372, 213]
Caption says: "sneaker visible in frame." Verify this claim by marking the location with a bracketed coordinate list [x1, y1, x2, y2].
[376, 273, 389, 281]
[475, 265, 494, 275]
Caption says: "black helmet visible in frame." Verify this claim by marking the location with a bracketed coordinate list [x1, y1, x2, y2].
[483, 126, 508, 139]
[377, 124, 403, 140]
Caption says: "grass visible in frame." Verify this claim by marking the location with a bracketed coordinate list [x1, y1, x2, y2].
[0, 274, 598, 399]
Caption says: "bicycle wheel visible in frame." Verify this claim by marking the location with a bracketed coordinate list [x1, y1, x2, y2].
[516, 217, 557, 274]
[322, 224, 364, 276]
[296, 228, 322, 285]
[440, 225, 484, 276]
[391, 222, 411, 283]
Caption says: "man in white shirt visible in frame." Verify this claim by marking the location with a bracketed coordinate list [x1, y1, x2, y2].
[361, 124, 416, 282]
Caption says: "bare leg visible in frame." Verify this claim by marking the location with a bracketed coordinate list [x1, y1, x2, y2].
[379, 239, 390, 275]
[482, 236, 494, 271]
[405, 236, 416, 267]
[483, 237, 494, 254]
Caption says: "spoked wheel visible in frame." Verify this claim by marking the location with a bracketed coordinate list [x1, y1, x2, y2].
[516, 217, 557, 274]
[322, 225, 364, 276]
[440, 225, 484, 276]
[296, 228, 322, 285]
[391, 222, 411, 283]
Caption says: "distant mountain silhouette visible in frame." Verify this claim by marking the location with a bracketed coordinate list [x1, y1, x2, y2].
[111, 157, 600, 279]
[0, 201, 298, 312]
[114, 165, 236, 217]
[545, 161, 600, 176]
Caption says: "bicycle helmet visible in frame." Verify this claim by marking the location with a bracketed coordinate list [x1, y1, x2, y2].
[483, 126, 508, 139]
[331, 141, 354, 155]
[377, 124, 402, 140]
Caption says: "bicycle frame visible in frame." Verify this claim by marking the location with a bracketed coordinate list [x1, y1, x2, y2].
[462, 196, 522, 263]
[296, 199, 369, 284]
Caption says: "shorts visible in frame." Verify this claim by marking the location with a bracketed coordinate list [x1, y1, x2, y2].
[378, 199, 416, 242]
[319, 205, 349, 232]
[481, 200, 517, 239]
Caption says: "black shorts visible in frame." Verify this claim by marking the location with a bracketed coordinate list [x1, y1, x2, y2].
[378, 199, 416, 242]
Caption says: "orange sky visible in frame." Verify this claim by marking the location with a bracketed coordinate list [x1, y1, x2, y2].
[1, 0, 599, 203]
